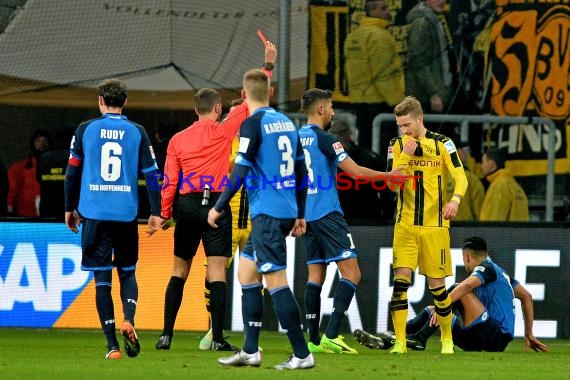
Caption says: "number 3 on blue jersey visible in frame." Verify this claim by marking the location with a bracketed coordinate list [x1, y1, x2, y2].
[303, 149, 314, 184]
[278, 135, 294, 176]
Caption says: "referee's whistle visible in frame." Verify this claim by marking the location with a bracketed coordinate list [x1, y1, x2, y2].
[202, 184, 211, 206]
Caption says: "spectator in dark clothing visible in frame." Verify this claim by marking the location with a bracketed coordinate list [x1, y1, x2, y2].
[329, 121, 396, 223]
[153, 121, 180, 172]
[37, 125, 75, 219]
[450, 0, 495, 114]
[405, 0, 457, 114]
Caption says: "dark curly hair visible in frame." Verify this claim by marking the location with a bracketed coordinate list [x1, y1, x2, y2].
[97, 78, 127, 108]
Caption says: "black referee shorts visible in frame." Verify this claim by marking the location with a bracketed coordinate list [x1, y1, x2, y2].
[173, 192, 232, 260]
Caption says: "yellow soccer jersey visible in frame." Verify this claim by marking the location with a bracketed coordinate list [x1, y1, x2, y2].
[387, 131, 467, 227]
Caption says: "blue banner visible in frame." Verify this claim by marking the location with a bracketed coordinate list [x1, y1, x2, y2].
[0, 222, 91, 327]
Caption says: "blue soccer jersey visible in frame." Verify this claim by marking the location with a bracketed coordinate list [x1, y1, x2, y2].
[471, 258, 516, 336]
[298, 124, 347, 222]
[235, 107, 304, 219]
[69, 113, 158, 221]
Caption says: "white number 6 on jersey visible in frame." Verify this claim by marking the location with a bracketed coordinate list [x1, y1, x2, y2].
[101, 141, 122, 181]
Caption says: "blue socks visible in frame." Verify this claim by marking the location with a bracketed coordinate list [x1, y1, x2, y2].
[94, 270, 118, 350]
[118, 268, 138, 324]
[325, 278, 357, 339]
[242, 284, 263, 354]
[304, 282, 322, 345]
[271, 286, 310, 359]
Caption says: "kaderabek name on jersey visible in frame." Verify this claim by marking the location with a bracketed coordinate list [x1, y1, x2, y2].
[263, 120, 296, 134]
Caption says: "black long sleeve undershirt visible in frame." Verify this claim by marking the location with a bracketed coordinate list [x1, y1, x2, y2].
[64, 164, 81, 212]
[294, 158, 308, 219]
[144, 169, 162, 216]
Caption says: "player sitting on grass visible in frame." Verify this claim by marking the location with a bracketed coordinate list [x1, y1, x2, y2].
[355, 236, 549, 353]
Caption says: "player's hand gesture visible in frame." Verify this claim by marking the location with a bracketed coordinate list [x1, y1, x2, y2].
[402, 139, 417, 155]
[146, 215, 164, 237]
[524, 333, 549, 353]
[258, 30, 277, 64]
[208, 207, 222, 228]
[264, 41, 277, 64]
[65, 210, 81, 233]
[291, 218, 306, 237]
[160, 217, 173, 230]
[427, 306, 439, 327]
[442, 199, 459, 220]
[388, 167, 411, 189]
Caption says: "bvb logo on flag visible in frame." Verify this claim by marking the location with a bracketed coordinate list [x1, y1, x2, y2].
[490, 4, 569, 120]
[533, 7, 569, 120]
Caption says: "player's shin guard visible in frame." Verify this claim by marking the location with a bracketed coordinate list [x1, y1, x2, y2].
[390, 275, 411, 342]
[95, 270, 118, 349]
[304, 282, 322, 345]
[118, 268, 138, 324]
[430, 285, 453, 340]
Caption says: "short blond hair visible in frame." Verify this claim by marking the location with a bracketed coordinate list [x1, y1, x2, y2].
[243, 69, 270, 103]
[394, 96, 423, 118]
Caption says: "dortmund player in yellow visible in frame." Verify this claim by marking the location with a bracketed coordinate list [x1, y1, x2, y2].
[387, 96, 467, 355]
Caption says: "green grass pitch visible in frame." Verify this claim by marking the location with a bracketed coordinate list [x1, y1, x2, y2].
[0, 328, 568, 379]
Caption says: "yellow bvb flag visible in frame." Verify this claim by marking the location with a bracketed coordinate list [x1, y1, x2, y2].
[489, 1, 570, 176]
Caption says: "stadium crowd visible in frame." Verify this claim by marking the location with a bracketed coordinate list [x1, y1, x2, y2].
[1, 0, 553, 222]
